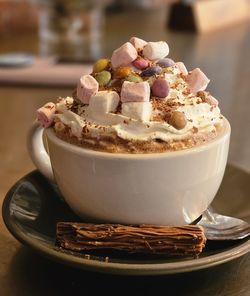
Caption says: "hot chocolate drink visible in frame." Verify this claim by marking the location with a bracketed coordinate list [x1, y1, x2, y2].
[36, 37, 223, 153]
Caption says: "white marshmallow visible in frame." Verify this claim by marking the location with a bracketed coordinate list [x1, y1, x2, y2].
[122, 102, 152, 122]
[89, 91, 120, 118]
[143, 41, 169, 60]
[129, 37, 147, 50]
[121, 81, 150, 103]
[111, 42, 138, 68]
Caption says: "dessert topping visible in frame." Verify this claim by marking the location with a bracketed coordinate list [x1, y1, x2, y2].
[37, 102, 56, 128]
[111, 42, 137, 68]
[156, 58, 175, 68]
[169, 111, 187, 130]
[186, 68, 210, 94]
[77, 74, 98, 104]
[143, 41, 169, 60]
[132, 57, 149, 70]
[141, 66, 162, 77]
[121, 81, 150, 103]
[122, 102, 152, 122]
[129, 36, 147, 50]
[93, 58, 110, 73]
[151, 78, 170, 98]
[94, 70, 111, 87]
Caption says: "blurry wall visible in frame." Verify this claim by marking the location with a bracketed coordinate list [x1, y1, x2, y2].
[0, 0, 38, 34]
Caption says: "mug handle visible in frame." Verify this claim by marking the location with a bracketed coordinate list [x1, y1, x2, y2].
[27, 122, 54, 181]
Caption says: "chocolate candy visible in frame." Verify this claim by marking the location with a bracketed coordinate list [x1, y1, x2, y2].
[169, 111, 187, 130]
[125, 74, 143, 83]
[114, 67, 131, 79]
[141, 66, 162, 77]
[151, 78, 169, 98]
[156, 58, 175, 68]
[132, 57, 149, 70]
[93, 58, 109, 73]
[95, 70, 111, 87]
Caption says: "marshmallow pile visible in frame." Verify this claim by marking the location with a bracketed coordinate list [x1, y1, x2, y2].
[37, 37, 222, 144]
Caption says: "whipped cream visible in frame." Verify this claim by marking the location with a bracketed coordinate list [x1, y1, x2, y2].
[54, 65, 222, 142]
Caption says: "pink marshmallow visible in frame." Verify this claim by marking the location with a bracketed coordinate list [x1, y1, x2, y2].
[36, 102, 56, 128]
[111, 42, 138, 69]
[129, 37, 147, 50]
[121, 81, 150, 103]
[77, 74, 99, 104]
[186, 68, 210, 94]
[175, 62, 188, 75]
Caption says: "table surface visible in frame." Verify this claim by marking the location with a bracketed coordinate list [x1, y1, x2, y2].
[0, 8, 250, 295]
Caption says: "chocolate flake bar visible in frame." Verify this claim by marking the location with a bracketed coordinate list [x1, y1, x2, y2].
[56, 223, 206, 257]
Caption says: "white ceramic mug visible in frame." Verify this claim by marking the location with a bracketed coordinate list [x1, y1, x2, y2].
[28, 118, 230, 225]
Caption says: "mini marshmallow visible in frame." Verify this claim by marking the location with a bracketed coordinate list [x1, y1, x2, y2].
[122, 102, 152, 122]
[143, 41, 169, 60]
[89, 91, 120, 117]
[129, 37, 147, 50]
[186, 68, 210, 94]
[121, 81, 150, 103]
[111, 42, 138, 69]
[175, 62, 188, 75]
[77, 74, 99, 104]
[36, 102, 55, 128]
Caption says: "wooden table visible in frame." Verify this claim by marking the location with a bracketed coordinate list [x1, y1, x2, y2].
[0, 8, 250, 295]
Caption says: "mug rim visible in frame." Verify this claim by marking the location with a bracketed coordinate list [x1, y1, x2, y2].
[45, 117, 230, 159]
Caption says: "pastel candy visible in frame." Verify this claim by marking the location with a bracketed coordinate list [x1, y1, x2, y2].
[143, 41, 169, 60]
[151, 78, 169, 98]
[111, 42, 138, 69]
[186, 68, 210, 94]
[129, 37, 147, 50]
[121, 81, 150, 103]
[132, 57, 149, 70]
[89, 91, 120, 117]
[95, 70, 111, 86]
[122, 102, 152, 122]
[36, 102, 55, 128]
[176, 62, 188, 75]
[156, 58, 175, 68]
[141, 66, 162, 77]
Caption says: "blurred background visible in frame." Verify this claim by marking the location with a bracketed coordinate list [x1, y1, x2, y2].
[0, 1, 250, 294]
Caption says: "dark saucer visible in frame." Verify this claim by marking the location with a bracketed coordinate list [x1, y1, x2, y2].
[2, 165, 250, 275]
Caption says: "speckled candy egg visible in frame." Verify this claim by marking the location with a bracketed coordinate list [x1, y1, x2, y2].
[151, 78, 169, 98]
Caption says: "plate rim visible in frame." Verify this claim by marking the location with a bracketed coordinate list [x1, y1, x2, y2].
[2, 169, 250, 276]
